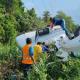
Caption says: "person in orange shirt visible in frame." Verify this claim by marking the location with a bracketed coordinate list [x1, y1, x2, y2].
[21, 38, 34, 76]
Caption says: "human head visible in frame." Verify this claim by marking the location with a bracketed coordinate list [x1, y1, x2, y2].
[26, 38, 32, 44]
[50, 17, 53, 22]
[42, 42, 45, 45]
[37, 42, 42, 45]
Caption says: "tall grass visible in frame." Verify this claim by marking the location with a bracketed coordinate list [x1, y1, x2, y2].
[0, 43, 80, 80]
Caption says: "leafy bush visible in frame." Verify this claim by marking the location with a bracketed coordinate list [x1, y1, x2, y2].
[28, 54, 47, 80]
[47, 51, 80, 80]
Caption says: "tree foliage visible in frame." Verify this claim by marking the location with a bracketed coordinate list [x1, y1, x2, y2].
[0, 0, 45, 44]
[43, 11, 50, 25]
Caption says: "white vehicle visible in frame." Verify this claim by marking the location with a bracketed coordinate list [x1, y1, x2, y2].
[16, 26, 67, 48]
[16, 25, 80, 61]
[60, 35, 80, 57]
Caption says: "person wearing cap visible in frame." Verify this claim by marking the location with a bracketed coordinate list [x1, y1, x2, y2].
[21, 38, 34, 76]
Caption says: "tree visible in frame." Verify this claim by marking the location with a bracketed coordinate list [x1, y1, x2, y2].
[5, 0, 14, 13]
[2, 15, 17, 44]
[0, 26, 5, 43]
[27, 8, 36, 18]
[43, 11, 50, 24]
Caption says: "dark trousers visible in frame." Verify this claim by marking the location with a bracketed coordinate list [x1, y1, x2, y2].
[21, 64, 32, 77]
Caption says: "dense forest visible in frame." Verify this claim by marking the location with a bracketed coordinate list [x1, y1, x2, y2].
[0, 0, 80, 80]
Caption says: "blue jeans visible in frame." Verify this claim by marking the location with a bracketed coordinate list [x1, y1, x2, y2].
[54, 18, 69, 35]
[60, 19, 69, 35]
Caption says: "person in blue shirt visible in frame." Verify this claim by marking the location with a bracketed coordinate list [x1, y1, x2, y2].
[42, 42, 49, 53]
[50, 17, 69, 35]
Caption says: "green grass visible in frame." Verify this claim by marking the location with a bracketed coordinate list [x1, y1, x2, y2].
[0, 43, 80, 80]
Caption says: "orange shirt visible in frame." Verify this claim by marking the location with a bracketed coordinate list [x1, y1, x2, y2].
[22, 44, 33, 64]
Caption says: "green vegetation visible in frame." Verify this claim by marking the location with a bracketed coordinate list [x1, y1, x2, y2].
[0, 0, 80, 80]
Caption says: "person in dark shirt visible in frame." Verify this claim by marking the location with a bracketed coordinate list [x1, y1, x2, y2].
[50, 17, 69, 35]
[42, 42, 49, 53]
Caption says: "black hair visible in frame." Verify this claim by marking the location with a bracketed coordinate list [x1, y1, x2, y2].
[42, 42, 45, 45]
[50, 17, 53, 22]
[26, 38, 32, 44]
[37, 42, 42, 45]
